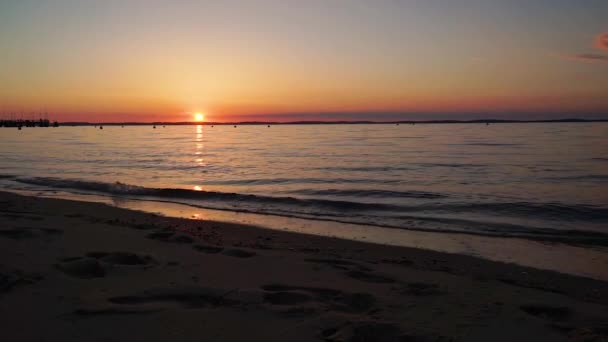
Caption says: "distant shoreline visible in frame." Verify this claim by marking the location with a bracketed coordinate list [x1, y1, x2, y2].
[56, 118, 608, 126]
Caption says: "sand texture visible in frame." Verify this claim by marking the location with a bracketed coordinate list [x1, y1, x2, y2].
[1, 191, 607, 341]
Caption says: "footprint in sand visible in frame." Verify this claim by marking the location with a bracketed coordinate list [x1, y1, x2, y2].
[0, 213, 44, 221]
[321, 321, 443, 342]
[73, 306, 161, 317]
[520, 304, 572, 321]
[305, 258, 370, 271]
[146, 230, 194, 244]
[222, 249, 256, 258]
[192, 244, 224, 254]
[304, 258, 395, 283]
[0, 228, 36, 240]
[85, 252, 156, 266]
[344, 270, 396, 284]
[56, 252, 156, 278]
[76, 287, 269, 316]
[263, 291, 312, 305]
[399, 282, 444, 296]
[192, 244, 256, 258]
[320, 321, 409, 342]
[0, 268, 43, 293]
[0, 227, 62, 240]
[56, 257, 106, 278]
[107, 287, 239, 308]
[261, 284, 376, 314]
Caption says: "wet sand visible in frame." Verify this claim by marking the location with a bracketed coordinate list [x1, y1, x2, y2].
[1, 191, 607, 341]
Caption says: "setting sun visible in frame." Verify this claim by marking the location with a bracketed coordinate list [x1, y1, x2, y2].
[194, 113, 204, 122]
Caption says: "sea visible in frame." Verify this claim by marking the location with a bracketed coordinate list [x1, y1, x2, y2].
[1, 123, 607, 248]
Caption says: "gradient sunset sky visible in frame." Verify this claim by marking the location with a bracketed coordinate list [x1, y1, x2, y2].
[1, 0, 607, 122]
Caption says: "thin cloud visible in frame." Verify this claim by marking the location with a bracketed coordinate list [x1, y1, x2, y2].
[562, 53, 608, 63]
[562, 32, 608, 64]
[595, 32, 608, 51]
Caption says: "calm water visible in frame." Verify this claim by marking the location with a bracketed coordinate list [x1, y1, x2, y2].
[1, 123, 607, 244]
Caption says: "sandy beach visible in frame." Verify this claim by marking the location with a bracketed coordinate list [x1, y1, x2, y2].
[1, 191, 607, 341]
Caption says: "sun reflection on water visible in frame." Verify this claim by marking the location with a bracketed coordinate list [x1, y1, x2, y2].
[193, 125, 204, 190]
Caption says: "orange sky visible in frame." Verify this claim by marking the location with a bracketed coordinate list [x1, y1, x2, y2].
[1, 1, 607, 122]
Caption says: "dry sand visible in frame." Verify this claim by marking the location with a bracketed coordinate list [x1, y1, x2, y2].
[1, 191, 607, 341]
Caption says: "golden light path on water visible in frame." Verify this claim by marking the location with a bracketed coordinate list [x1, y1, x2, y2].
[194, 125, 204, 191]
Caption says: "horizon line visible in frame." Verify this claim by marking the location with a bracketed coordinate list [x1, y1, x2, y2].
[50, 118, 608, 125]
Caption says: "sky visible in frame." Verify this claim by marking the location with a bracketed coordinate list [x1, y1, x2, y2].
[0, 0, 607, 122]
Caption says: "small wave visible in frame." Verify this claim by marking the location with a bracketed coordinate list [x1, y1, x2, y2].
[548, 175, 608, 182]
[459, 142, 522, 147]
[411, 202, 608, 222]
[14, 176, 607, 222]
[306, 166, 411, 172]
[10, 176, 608, 246]
[286, 188, 447, 199]
[13, 177, 403, 212]
[390, 213, 608, 245]
[16, 177, 152, 195]
[418, 163, 486, 168]
[199, 177, 404, 185]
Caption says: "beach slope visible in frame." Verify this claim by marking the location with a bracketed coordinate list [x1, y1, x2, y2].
[1, 191, 607, 341]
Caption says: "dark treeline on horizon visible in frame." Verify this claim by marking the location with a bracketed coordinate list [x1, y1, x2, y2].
[0, 118, 59, 128]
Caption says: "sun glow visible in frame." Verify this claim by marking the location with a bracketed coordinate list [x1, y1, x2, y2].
[194, 113, 204, 122]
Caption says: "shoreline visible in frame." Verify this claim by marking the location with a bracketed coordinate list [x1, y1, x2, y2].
[3, 188, 608, 282]
[1, 191, 608, 340]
